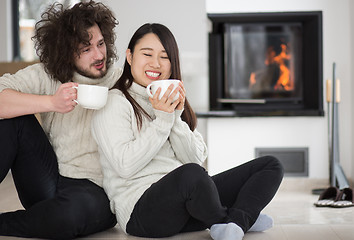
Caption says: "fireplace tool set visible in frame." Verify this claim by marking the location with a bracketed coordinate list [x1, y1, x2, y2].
[312, 64, 353, 207]
[327, 62, 349, 190]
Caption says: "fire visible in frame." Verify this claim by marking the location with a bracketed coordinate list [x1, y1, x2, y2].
[249, 43, 294, 91]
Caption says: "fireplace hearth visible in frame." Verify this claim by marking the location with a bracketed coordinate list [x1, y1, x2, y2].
[208, 11, 324, 117]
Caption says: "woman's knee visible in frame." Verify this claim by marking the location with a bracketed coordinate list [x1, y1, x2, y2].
[259, 155, 284, 179]
[179, 163, 207, 177]
[267, 155, 284, 172]
[176, 163, 211, 188]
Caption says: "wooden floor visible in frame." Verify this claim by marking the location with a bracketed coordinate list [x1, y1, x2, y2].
[1, 173, 354, 240]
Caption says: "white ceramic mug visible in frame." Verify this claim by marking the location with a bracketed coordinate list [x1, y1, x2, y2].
[146, 79, 180, 102]
[73, 84, 108, 110]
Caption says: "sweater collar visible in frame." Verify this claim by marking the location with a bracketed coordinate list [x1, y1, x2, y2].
[72, 63, 117, 87]
[129, 82, 150, 100]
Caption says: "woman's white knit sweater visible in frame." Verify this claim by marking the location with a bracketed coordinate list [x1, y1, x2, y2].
[0, 63, 122, 186]
[91, 82, 208, 233]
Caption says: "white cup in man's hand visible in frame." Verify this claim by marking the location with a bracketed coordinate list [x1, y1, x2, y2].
[73, 84, 108, 110]
[146, 79, 180, 102]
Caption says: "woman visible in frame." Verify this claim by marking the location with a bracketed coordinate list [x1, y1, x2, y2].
[92, 23, 283, 240]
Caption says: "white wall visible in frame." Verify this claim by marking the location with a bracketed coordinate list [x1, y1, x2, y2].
[206, 0, 353, 180]
[0, 0, 13, 61]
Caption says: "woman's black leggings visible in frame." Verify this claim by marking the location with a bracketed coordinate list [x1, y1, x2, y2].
[126, 156, 284, 238]
[0, 115, 116, 240]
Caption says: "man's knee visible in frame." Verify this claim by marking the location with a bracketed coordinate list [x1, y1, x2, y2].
[0, 115, 39, 181]
[0, 114, 43, 144]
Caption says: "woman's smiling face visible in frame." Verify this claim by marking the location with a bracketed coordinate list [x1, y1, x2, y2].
[126, 33, 172, 87]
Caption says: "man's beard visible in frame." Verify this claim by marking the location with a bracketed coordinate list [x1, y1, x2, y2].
[77, 68, 107, 79]
[76, 60, 108, 79]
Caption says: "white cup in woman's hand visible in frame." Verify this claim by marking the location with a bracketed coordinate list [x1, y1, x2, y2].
[146, 79, 180, 102]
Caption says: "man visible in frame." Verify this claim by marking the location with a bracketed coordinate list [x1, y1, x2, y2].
[0, 1, 122, 239]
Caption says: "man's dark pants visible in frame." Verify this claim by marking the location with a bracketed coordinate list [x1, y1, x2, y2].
[0, 115, 116, 239]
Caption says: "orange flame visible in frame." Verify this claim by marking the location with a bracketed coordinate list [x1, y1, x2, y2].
[273, 44, 292, 90]
[249, 43, 294, 91]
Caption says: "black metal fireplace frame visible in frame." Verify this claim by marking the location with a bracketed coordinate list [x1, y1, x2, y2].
[208, 11, 324, 117]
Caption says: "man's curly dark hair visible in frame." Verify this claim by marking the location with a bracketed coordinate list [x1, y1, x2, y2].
[33, 0, 118, 83]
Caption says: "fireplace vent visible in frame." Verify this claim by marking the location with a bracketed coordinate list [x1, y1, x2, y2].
[255, 147, 309, 177]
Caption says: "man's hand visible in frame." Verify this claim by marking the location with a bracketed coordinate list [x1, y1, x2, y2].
[51, 82, 78, 113]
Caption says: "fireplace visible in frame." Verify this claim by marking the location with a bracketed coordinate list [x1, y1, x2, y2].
[208, 11, 324, 116]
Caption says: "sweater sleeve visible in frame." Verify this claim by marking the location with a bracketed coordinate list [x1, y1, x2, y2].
[169, 109, 208, 165]
[0, 63, 54, 95]
[91, 90, 175, 179]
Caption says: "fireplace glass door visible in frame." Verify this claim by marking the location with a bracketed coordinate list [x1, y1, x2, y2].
[224, 23, 302, 102]
[208, 12, 323, 116]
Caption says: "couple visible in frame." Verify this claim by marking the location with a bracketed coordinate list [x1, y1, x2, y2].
[0, 1, 283, 240]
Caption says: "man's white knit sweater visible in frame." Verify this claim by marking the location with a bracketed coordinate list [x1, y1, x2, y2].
[91, 82, 208, 233]
[0, 63, 122, 186]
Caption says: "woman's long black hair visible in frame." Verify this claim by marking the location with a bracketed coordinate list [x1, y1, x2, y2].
[112, 23, 197, 131]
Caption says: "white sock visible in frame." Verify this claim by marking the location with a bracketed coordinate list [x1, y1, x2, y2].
[248, 213, 274, 232]
[210, 222, 244, 240]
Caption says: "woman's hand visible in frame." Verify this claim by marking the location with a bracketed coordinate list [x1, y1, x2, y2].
[176, 81, 185, 110]
[149, 83, 181, 113]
